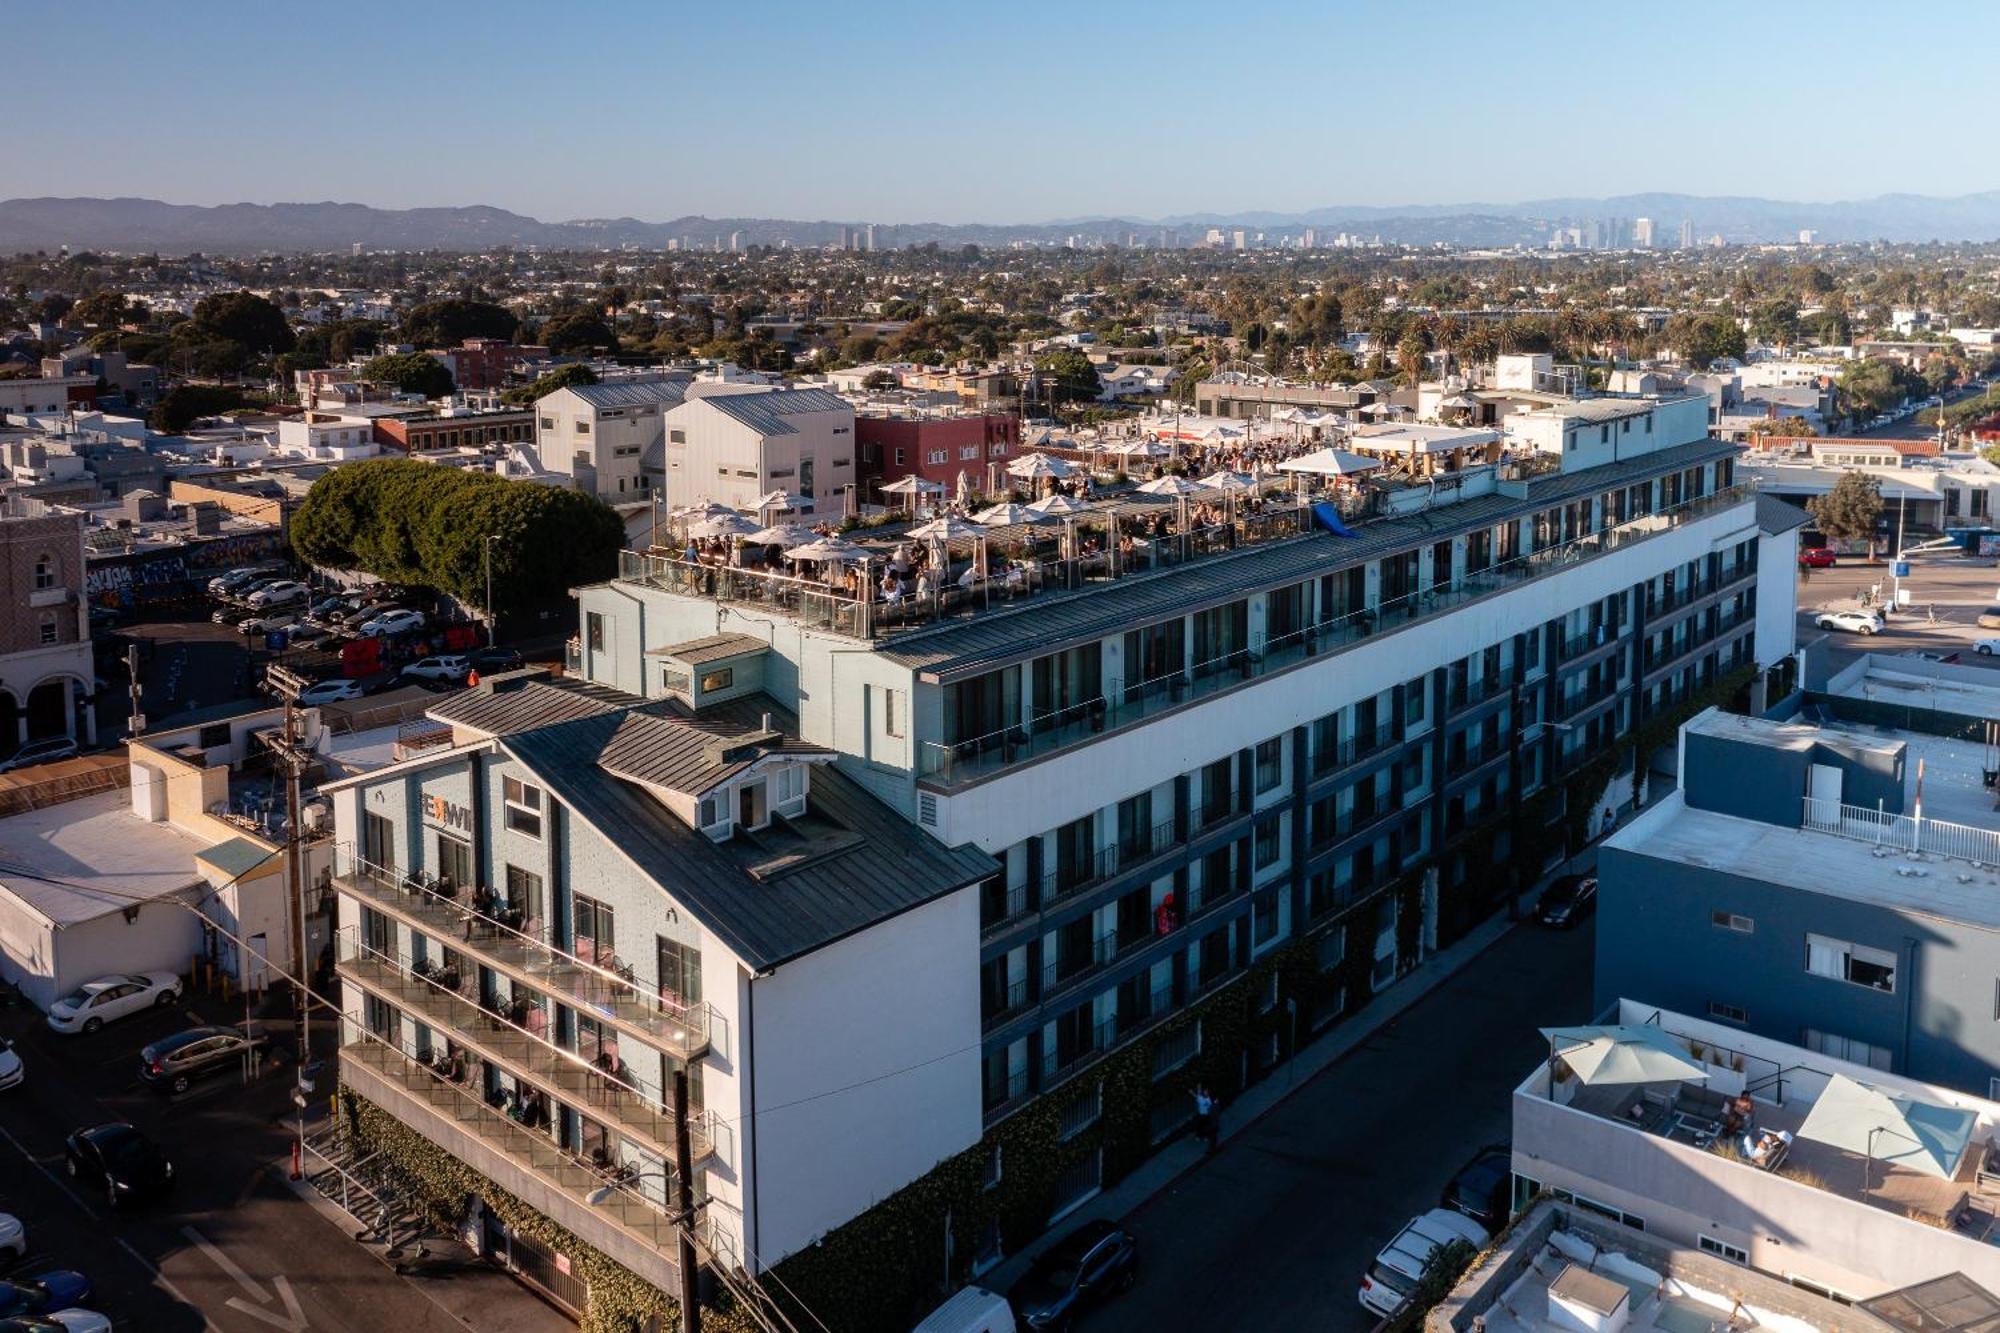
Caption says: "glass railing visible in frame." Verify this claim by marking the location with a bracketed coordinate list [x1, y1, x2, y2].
[339, 1031, 691, 1258]
[916, 482, 1757, 787]
[332, 846, 714, 1060]
[334, 927, 716, 1161]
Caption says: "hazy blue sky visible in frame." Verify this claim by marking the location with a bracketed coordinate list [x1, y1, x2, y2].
[13, 0, 1996, 222]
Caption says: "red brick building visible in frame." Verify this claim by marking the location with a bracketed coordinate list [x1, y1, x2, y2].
[373, 408, 535, 453]
[855, 412, 1020, 501]
[430, 339, 549, 392]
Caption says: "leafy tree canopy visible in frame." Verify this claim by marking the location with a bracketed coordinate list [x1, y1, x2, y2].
[151, 383, 249, 433]
[543, 313, 618, 356]
[401, 298, 518, 349]
[189, 290, 294, 354]
[289, 459, 625, 615]
[1806, 470, 1884, 550]
[1033, 346, 1101, 403]
[362, 351, 455, 399]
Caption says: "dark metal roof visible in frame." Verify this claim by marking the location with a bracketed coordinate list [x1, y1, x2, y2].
[648, 633, 769, 665]
[426, 677, 643, 737]
[596, 707, 830, 797]
[562, 380, 689, 410]
[686, 387, 849, 437]
[1755, 492, 1812, 536]
[881, 438, 1740, 679]
[499, 701, 992, 971]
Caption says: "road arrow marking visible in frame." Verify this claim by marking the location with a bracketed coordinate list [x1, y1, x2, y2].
[181, 1227, 310, 1331]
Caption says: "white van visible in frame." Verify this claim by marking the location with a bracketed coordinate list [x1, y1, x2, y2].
[1358, 1207, 1490, 1317]
[912, 1285, 1016, 1333]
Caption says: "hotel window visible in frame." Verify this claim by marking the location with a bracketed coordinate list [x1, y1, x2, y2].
[1805, 933, 1896, 992]
[1254, 737, 1283, 792]
[1802, 1027, 1893, 1071]
[38, 615, 56, 645]
[657, 936, 701, 1007]
[1253, 817, 1282, 869]
[33, 555, 54, 590]
[1698, 1236, 1747, 1265]
[573, 894, 615, 962]
[503, 776, 543, 838]
[505, 864, 545, 925]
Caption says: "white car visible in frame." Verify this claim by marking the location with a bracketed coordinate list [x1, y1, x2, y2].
[0, 1211, 21, 1259]
[47, 972, 182, 1035]
[358, 608, 426, 638]
[401, 655, 470, 684]
[0, 1038, 20, 1091]
[238, 612, 298, 636]
[34, 1311, 114, 1332]
[1815, 609, 1884, 635]
[297, 678, 365, 706]
[1359, 1208, 1490, 1318]
[1975, 638, 2000, 656]
[0, 736, 79, 773]
[245, 580, 308, 608]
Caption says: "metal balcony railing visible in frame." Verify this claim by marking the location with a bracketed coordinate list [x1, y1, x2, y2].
[338, 1032, 699, 1262]
[1803, 797, 2000, 867]
[334, 928, 716, 1162]
[332, 846, 714, 1061]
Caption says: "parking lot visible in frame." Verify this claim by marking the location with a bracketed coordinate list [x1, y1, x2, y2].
[0, 982, 556, 1332]
[1794, 545, 2000, 686]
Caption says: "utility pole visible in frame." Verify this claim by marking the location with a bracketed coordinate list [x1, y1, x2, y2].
[673, 1068, 701, 1333]
[483, 534, 500, 649]
[267, 687, 313, 1074]
[125, 643, 145, 737]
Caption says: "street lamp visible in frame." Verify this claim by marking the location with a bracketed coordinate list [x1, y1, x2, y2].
[483, 534, 500, 649]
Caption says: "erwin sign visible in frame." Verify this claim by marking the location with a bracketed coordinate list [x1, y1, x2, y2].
[423, 793, 473, 832]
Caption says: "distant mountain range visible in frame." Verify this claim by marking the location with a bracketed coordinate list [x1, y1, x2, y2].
[8, 191, 2000, 255]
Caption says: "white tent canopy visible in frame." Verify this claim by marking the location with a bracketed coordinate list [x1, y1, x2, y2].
[909, 515, 985, 543]
[1279, 447, 1383, 478]
[1028, 493, 1094, 517]
[686, 513, 760, 539]
[753, 490, 808, 511]
[881, 476, 945, 495]
[748, 523, 815, 547]
[974, 502, 1054, 527]
[788, 537, 869, 563]
[1796, 1074, 1977, 1180]
[1008, 453, 1076, 479]
[1197, 469, 1258, 492]
[1541, 1025, 1708, 1087]
[1137, 475, 1204, 497]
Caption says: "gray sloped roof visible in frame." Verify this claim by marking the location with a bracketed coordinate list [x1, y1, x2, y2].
[500, 704, 992, 971]
[880, 437, 1740, 678]
[426, 677, 643, 737]
[563, 380, 690, 409]
[1756, 492, 1813, 536]
[596, 707, 831, 798]
[689, 387, 850, 437]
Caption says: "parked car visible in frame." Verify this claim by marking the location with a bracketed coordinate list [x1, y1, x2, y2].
[401, 655, 470, 685]
[0, 737, 78, 774]
[140, 1025, 267, 1095]
[63, 1123, 173, 1207]
[0, 1213, 21, 1260]
[211, 604, 255, 626]
[46, 972, 182, 1035]
[209, 567, 282, 597]
[467, 647, 524, 676]
[246, 580, 309, 609]
[1440, 1145, 1513, 1232]
[0, 1273, 91, 1319]
[238, 612, 297, 637]
[297, 677, 365, 706]
[1979, 607, 2000, 630]
[1537, 875, 1597, 928]
[228, 576, 287, 604]
[0, 1039, 22, 1091]
[0, 1310, 116, 1332]
[1797, 546, 1837, 569]
[357, 608, 426, 638]
[1359, 1209, 1489, 1318]
[1010, 1220, 1137, 1331]
[305, 595, 351, 621]
[1815, 609, 1884, 635]
[286, 623, 336, 648]
[1975, 638, 2000, 656]
[914, 1286, 1015, 1333]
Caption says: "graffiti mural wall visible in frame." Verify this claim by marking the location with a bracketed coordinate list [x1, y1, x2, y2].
[84, 531, 288, 611]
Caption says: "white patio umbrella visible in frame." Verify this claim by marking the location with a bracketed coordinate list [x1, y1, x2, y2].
[881, 475, 946, 496]
[1007, 452, 1076, 480]
[787, 537, 870, 563]
[1028, 493, 1095, 517]
[752, 489, 807, 512]
[1137, 475, 1204, 497]
[1540, 1025, 1708, 1088]
[748, 522, 815, 547]
[974, 502, 1054, 527]
[686, 513, 760, 540]
[1796, 1073, 1976, 1180]
[670, 499, 735, 521]
[1111, 440, 1171, 460]
[1278, 447, 1384, 478]
[1197, 470, 1258, 493]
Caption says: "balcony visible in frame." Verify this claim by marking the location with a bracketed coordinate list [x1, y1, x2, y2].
[1040, 1015, 1120, 1086]
[917, 482, 1757, 790]
[339, 1035, 693, 1275]
[335, 928, 716, 1162]
[333, 847, 714, 1062]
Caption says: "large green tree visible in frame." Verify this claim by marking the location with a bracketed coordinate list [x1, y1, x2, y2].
[290, 460, 625, 615]
[401, 298, 518, 348]
[543, 313, 618, 356]
[189, 290, 294, 354]
[151, 384, 248, 433]
[1806, 470, 1885, 556]
[362, 352, 455, 398]
[500, 362, 598, 405]
[1033, 346, 1101, 403]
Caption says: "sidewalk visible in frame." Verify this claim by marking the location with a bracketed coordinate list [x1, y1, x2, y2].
[988, 801, 1654, 1292]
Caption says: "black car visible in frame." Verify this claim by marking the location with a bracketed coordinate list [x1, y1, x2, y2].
[467, 647, 524, 676]
[1011, 1219, 1137, 1331]
[1537, 874, 1597, 929]
[140, 1024, 267, 1095]
[1441, 1143, 1512, 1231]
[64, 1123, 173, 1207]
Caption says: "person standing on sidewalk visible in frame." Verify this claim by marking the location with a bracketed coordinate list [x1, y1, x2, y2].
[1191, 1084, 1219, 1153]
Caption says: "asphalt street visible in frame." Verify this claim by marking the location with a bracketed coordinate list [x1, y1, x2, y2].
[0, 992, 560, 1332]
[1096, 916, 1595, 1333]
[1794, 547, 2000, 688]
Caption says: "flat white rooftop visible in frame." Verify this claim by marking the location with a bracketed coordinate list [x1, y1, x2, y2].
[0, 789, 206, 927]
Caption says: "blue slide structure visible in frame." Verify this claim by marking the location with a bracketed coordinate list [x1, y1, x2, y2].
[1311, 502, 1360, 538]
